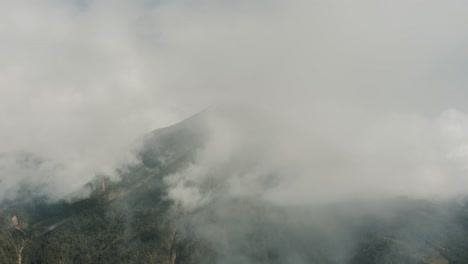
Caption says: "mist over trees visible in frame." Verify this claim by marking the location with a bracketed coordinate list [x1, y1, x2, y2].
[1, 0, 468, 263]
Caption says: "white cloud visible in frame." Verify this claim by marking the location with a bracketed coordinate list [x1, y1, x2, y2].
[0, 0, 467, 201]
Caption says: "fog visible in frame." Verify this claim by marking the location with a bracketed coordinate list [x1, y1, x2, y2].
[1, 0, 467, 202]
[1, 1, 468, 263]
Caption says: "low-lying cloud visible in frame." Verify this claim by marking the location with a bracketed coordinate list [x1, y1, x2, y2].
[1, 0, 468, 204]
[2, 1, 468, 263]
[164, 107, 468, 211]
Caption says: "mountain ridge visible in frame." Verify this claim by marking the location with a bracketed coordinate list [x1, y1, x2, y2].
[0, 107, 468, 263]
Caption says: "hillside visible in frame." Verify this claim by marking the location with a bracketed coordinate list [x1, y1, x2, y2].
[1, 108, 468, 264]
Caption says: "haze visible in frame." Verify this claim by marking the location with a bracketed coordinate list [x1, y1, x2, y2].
[1, 0, 468, 203]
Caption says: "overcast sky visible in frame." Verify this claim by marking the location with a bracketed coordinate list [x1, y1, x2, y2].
[1, 0, 468, 201]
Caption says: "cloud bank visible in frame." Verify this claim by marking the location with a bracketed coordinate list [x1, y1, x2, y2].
[0, 0, 468, 203]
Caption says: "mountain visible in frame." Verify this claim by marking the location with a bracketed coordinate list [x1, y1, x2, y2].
[1, 107, 468, 264]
